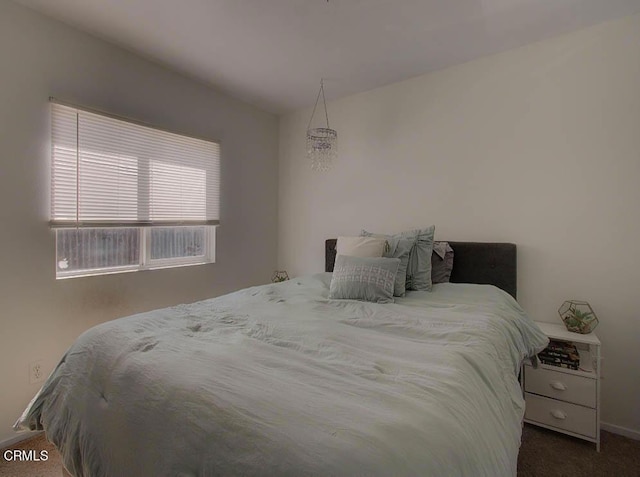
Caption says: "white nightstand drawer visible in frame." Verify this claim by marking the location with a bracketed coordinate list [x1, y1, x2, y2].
[524, 365, 596, 408]
[524, 393, 597, 438]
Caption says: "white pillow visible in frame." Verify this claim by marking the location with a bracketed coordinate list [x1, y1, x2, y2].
[336, 236, 387, 258]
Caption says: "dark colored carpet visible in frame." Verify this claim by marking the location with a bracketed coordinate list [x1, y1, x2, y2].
[1, 424, 639, 476]
[518, 425, 640, 477]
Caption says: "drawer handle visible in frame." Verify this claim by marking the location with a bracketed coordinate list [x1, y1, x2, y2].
[550, 410, 567, 420]
[550, 381, 567, 391]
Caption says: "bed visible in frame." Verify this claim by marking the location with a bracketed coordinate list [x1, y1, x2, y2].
[16, 240, 547, 477]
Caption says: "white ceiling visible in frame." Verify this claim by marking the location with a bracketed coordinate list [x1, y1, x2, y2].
[14, 0, 640, 113]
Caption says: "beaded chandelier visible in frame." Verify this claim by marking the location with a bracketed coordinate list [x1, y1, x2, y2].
[306, 79, 337, 171]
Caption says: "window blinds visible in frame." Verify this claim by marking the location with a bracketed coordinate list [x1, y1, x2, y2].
[50, 102, 220, 227]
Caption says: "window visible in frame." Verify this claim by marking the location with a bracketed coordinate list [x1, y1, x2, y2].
[50, 101, 220, 278]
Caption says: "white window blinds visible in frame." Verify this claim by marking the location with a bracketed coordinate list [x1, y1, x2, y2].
[50, 102, 220, 227]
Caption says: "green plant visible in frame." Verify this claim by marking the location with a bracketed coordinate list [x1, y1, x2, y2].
[558, 300, 599, 334]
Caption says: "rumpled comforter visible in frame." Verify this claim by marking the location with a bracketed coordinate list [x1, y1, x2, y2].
[16, 273, 548, 477]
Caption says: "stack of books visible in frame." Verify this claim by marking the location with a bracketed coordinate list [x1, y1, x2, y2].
[538, 340, 580, 370]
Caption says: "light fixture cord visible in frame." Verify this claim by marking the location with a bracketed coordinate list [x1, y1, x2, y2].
[307, 78, 330, 130]
[321, 79, 330, 129]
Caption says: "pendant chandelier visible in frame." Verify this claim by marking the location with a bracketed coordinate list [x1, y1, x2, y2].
[306, 79, 337, 172]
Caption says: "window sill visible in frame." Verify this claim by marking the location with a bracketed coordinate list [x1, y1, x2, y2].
[56, 259, 214, 280]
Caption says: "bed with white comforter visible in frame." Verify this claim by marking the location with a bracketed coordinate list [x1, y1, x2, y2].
[16, 273, 547, 477]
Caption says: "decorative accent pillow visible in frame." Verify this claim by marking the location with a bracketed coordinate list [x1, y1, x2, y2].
[336, 236, 388, 258]
[362, 225, 435, 291]
[329, 255, 400, 304]
[432, 241, 454, 284]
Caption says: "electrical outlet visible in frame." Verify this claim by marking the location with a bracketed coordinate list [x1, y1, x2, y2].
[29, 360, 45, 384]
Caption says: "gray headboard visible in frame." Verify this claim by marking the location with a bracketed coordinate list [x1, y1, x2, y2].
[325, 239, 517, 299]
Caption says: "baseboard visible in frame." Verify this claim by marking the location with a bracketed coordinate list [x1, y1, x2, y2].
[0, 430, 43, 450]
[601, 422, 640, 441]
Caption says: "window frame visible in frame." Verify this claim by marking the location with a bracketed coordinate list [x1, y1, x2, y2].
[50, 99, 220, 279]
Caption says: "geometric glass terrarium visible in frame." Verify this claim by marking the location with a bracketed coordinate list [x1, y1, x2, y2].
[271, 270, 289, 283]
[558, 300, 599, 334]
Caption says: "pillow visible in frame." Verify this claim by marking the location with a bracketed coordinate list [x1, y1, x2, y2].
[336, 236, 388, 258]
[362, 225, 435, 291]
[329, 255, 400, 304]
[381, 236, 413, 297]
[432, 241, 454, 284]
[360, 231, 417, 293]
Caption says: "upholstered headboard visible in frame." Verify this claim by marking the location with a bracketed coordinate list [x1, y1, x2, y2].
[325, 239, 517, 299]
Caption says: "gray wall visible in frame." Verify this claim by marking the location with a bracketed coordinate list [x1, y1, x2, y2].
[0, 0, 278, 443]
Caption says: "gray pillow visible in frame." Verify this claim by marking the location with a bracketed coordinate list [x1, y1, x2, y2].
[380, 236, 413, 297]
[361, 230, 416, 294]
[432, 241, 454, 284]
[329, 255, 400, 304]
[362, 225, 435, 291]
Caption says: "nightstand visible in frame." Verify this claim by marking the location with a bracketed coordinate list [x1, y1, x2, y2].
[523, 322, 601, 451]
